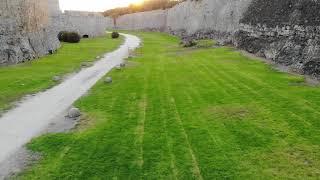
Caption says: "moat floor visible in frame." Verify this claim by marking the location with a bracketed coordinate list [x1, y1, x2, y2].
[21, 32, 320, 179]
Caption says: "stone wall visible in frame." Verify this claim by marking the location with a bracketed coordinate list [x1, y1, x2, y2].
[113, 0, 320, 77]
[0, 0, 113, 65]
[114, 0, 252, 41]
[235, 0, 320, 76]
[52, 10, 109, 38]
[115, 10, 167, 31]
[167, 0, 252, 42]
[0, 0, 60, 65]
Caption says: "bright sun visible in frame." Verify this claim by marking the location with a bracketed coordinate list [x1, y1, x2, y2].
[128, 0, 144, 5]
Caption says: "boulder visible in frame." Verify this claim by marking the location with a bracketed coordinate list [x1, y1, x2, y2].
[181, 39, 197, 48]
[81, 62, 93, 67]
[104, 77, 113, 84]
[115, 65, 122, 70]
[52, 76, 61, 82]
[68, 108, 81, 118]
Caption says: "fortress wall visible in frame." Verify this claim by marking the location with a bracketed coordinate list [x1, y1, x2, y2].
[166, 0, 252, 41]
[115, 10, 168, 31]
[0, 0, 112, 65]
[61, 11, 109, 37]
[0, 0, 60, 65]
[113, 0, 320, 77]
[235, 0, 320, 76]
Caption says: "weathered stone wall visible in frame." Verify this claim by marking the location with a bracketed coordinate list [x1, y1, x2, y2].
[114, 0, 252, 41]
[115, 10, 168, 31]
[0, 0, 113, 65]
[113, 0, 320, 77]
[235, 0, 320, 76]
[167, 0, 252, 42]
[0, 0, 60, 65]
[52, 10, 109, 38]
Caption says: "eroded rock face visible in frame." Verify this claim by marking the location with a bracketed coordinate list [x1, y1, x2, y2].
[0, 0, 60, 65]
[236, 0, 320, 77]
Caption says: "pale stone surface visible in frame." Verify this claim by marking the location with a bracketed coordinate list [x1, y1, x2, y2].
[115, 9, 168, 31]
[0, 0, 60, 65]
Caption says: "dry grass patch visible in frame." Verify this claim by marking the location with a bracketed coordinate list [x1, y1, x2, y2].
[204, 104, 256, 120]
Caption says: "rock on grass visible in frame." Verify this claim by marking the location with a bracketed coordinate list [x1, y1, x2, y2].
[104, 77, 112, 84]
[52, 76, 61, 82]
[68, 108, 81, 118]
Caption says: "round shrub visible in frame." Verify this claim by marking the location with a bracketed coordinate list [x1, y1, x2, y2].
[58, 31, 81, 43]
[57, 31, 68, 41]
[111, 32, 120, 39]
[65, 32, 81, 43]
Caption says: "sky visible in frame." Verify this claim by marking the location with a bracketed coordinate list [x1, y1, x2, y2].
[59, 0, 144, 12]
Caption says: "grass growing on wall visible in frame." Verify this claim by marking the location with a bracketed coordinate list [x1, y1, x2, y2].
[0, 34, 123, 111]
[21, 32, 320, 179]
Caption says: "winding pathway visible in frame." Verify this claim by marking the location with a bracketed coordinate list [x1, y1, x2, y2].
[0, 33, 140, 165]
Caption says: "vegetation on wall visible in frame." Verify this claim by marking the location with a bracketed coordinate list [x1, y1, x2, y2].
[103, 0, 184, 18]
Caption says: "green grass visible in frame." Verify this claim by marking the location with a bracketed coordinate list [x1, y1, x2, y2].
[0, 34, 123, 111]
[21, 32, 320, 179]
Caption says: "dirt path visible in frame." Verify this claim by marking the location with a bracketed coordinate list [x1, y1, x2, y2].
[0, 33, 140, 176]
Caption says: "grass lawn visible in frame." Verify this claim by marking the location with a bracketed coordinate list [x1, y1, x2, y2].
[21, 32, 320, 179]
[0, 34, 123, 111]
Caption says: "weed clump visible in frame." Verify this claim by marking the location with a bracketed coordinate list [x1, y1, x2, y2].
[181, 39, 197, 48]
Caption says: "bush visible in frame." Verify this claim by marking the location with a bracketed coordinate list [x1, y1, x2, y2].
[65, 32, 81, 43]
[111, 32, 120, 39]
[58, 31, 81, 43]
[58, 31, 67, 41]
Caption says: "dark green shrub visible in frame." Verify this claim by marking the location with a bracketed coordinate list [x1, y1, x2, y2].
[58, 31, 67, 41]
[65, 32, 81, 43]
[58, 31, 81, 43]
[111, 32, 120, 39]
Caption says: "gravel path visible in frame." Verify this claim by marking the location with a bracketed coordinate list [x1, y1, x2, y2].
[0, 33, 140, 177]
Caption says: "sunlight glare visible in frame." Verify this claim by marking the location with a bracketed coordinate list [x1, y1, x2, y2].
[59, 0, 146, 12]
